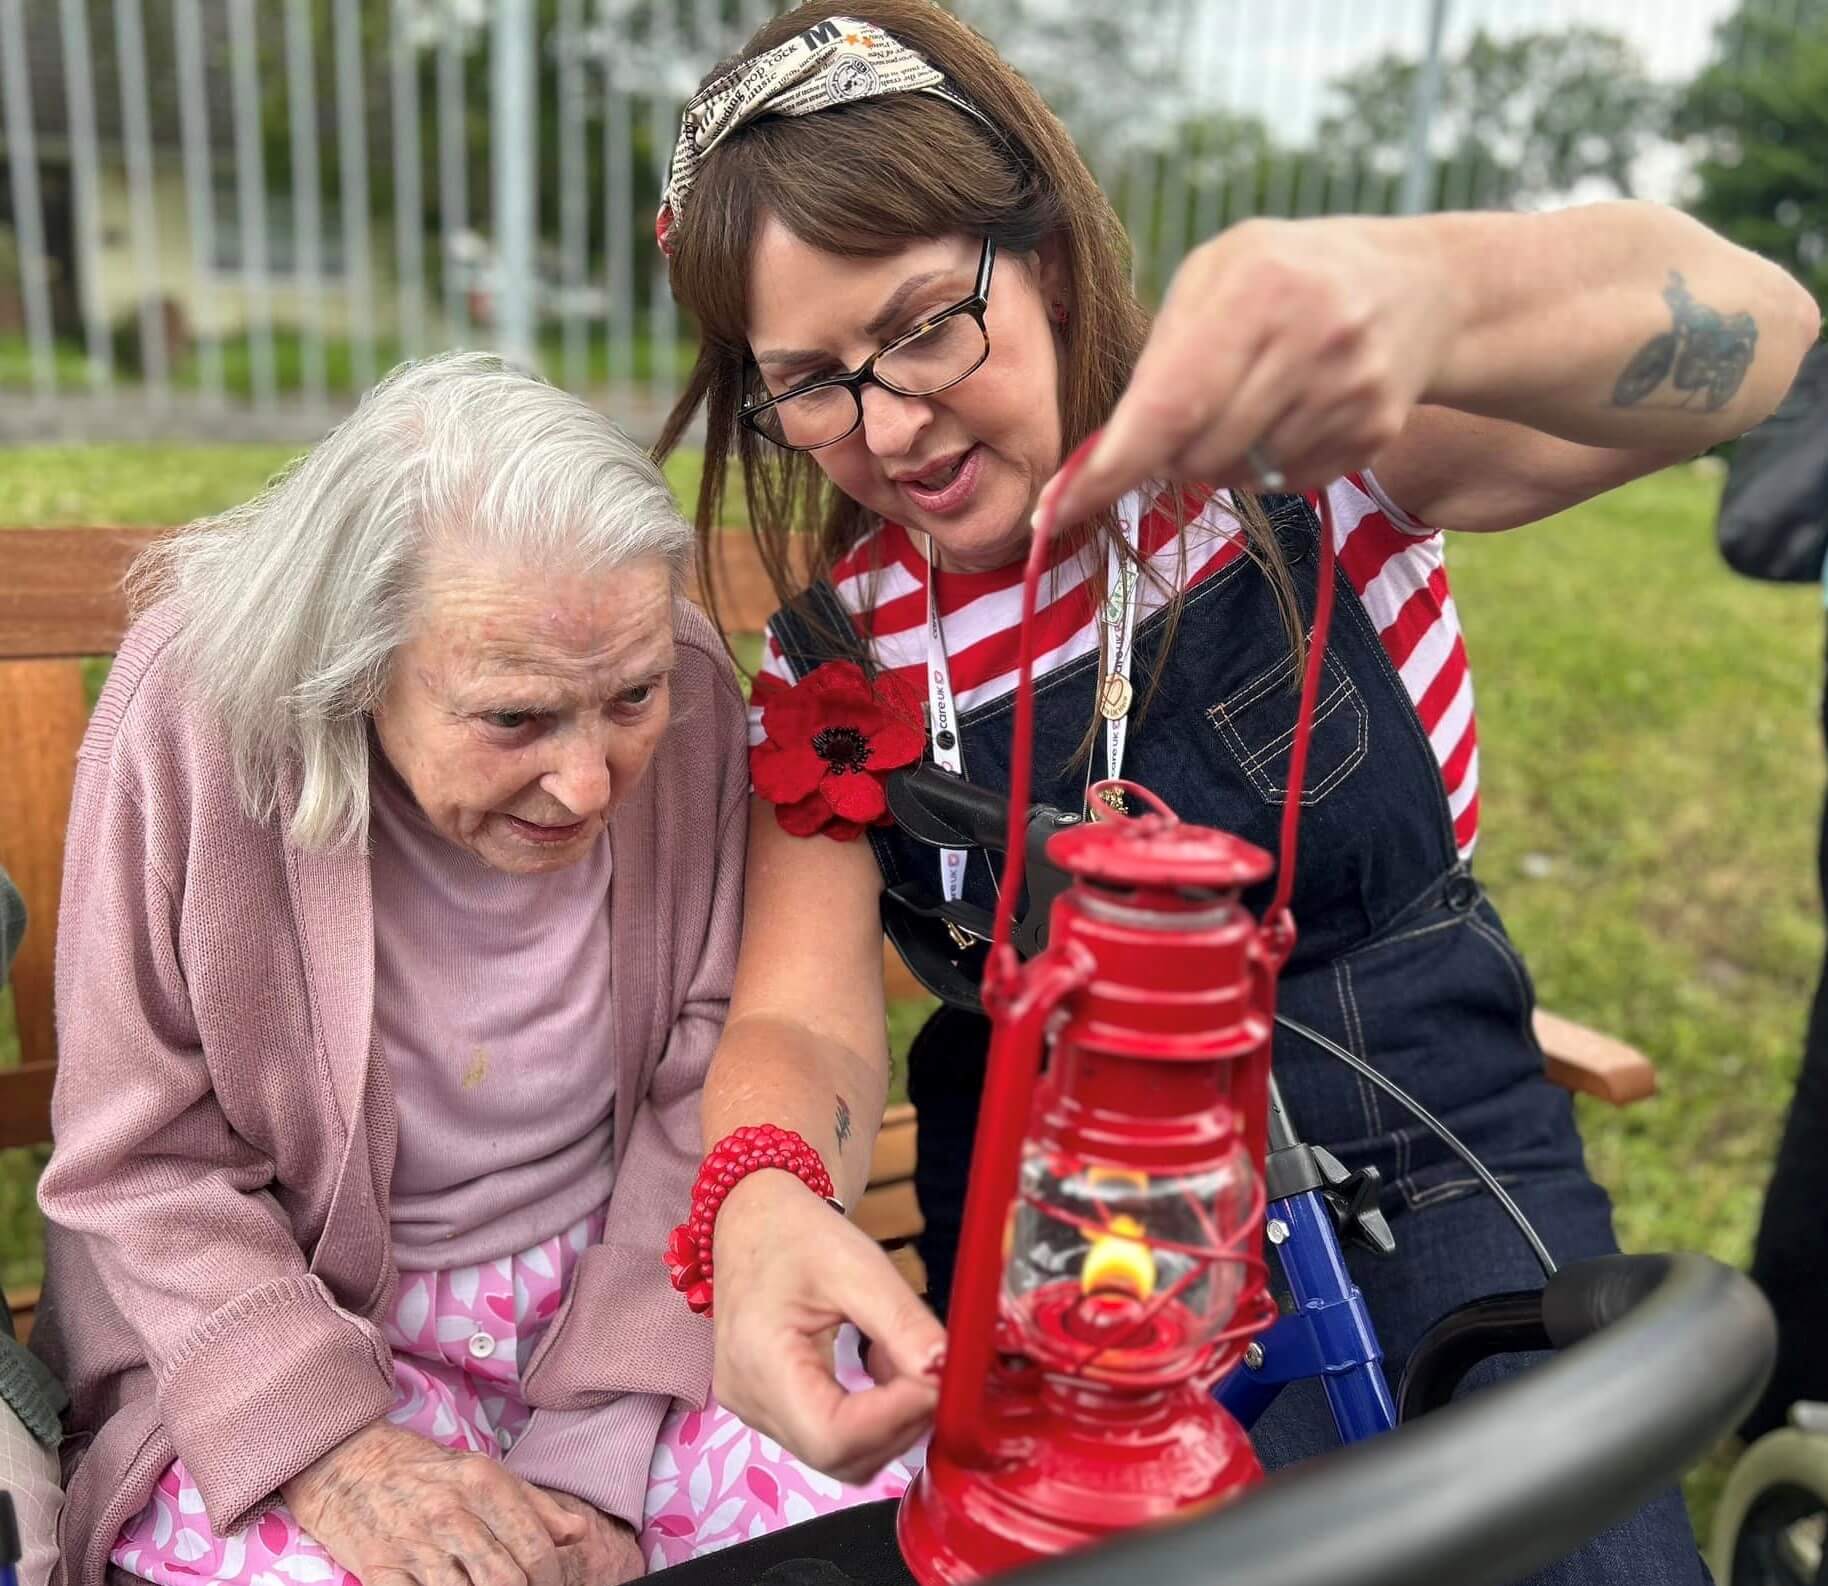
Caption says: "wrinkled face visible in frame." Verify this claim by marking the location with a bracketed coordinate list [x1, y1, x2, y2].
[747, 219, 1066, 573]
[373, 549, 675, 874]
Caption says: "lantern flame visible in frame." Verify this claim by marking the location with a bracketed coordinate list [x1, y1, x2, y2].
[1081, 1214, 1157, 1300]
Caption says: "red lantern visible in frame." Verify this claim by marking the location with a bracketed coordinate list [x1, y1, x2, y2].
[896, 786, 1280, 1583]
[895, 433, 1340, 1581]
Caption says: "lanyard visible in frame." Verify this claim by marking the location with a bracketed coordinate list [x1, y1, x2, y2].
[923, 513, 1141, 906]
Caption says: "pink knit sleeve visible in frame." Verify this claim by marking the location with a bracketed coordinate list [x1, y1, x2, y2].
[36, 743, 395, 1535]
[503, 1394, 671, 1527]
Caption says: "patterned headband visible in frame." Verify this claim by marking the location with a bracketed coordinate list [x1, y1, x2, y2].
[656, 15, 996, 257]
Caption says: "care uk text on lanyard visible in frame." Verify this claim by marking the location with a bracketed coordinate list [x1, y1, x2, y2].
[923, 512, 1141, 906]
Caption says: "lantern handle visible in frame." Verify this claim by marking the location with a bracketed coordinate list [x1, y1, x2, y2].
[1085, 778, 1177, 823]
[932, 941, 1095, 1471]
[994, 455, 1340, 972]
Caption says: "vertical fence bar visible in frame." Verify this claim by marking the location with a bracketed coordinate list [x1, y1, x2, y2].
[1466, 0, 1504, 214]
[284, 0, 329, 407]
[1260, 17, 1303, 220]
[1147, 0, 1191, 283]
[392, 0, 428, 359]
[0, 0, 55, 400]
[172, 0, 224, 404]
[604, 32, 635, 386]
[1344, 0, 1398, 217]
[59, 0, 113, 391]
[647, 2, 681, 404]
[1400, 0, 1451, 213]
[559, 0, 589, 387]
[1152, 0, 1200, 295]
[113, 0, 170, 398]
[1189, 3, 1230, 247]
[1290, 3, 1335, 217]
[1122, 145, 1157, 297]
[227, 0, 277, 409]
[1217, 0, 1259, 234]
[335, 0, 377, 391]
[492, 0, 538, 370]
[1435, 0, 1476, 216]
[438, 23, 472, 346]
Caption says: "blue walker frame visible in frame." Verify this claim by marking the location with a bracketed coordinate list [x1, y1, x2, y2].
[1213, 1081, 1400, 1445]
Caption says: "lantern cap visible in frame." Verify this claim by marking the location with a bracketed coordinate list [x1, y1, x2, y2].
[1047, 784, 1274, 891]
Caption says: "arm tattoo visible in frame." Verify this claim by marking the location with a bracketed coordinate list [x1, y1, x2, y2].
[1612, 270, 1758, 412]
[834, 1094, 853, 1154]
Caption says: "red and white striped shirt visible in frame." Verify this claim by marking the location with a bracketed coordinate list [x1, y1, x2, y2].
[752, 472, 1480, 857]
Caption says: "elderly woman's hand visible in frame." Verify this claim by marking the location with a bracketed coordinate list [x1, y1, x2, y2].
[1041, 215, 1453, 525]
[536, 1488, 646, 1585]
[282, 1420, 586, 1586]
[712, 1171, 946, 1483]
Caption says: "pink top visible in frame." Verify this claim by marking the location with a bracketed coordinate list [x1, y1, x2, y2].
[35, 599, 749, 1586]
[370, 760, 618, 1269]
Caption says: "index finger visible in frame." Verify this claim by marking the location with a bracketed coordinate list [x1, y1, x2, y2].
[469, 1472, 573, 1586]
[769, 1337, 937, 1484]
[1040, 309, 1257, 530]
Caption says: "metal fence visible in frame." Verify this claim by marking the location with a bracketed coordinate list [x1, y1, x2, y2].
[0, 0, 1807, 440]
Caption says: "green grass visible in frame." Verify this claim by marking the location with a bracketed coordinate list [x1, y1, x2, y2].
[1448, 463, 1821, 1531]
[0, 448, 1814, 1540]
[0, 328, 698, 401]
[0, 444, 307, 527]
[0, 443, 725, 529]
[1456, 465, 1819, 1266]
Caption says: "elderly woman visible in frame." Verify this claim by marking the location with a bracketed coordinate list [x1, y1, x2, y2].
[31, 353, 853, 1586]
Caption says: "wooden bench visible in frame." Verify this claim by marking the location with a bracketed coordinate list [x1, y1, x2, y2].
[0, 522, 1654, 1341]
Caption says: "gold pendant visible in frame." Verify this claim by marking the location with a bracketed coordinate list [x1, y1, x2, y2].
[1099, 673, 1133, 721]
[1096, 785, 1127, 813]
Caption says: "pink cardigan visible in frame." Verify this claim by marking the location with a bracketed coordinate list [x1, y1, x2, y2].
[32, 599, 744, 1586]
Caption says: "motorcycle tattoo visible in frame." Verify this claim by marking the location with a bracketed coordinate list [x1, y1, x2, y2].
[1612, 271, 1757, 412]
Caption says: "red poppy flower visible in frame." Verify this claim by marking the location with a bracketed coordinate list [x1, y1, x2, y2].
[750, 660, 926, 841]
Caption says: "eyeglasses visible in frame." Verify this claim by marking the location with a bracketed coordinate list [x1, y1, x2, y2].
[741, 238, 997, 452]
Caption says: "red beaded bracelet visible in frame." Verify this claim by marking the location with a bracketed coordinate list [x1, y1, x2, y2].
[664, 1124, 838, 1316]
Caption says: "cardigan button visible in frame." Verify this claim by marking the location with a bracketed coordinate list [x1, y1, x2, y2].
[468, 1330, 498, 1360]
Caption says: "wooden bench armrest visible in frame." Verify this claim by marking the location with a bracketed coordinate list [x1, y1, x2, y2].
[1534, 1008, 1658, 1106]
[5, 1284, 41, 1347]
[860, 1104, 926, 1291]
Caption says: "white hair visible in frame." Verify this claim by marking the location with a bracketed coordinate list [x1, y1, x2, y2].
[131, 351, 693, 851]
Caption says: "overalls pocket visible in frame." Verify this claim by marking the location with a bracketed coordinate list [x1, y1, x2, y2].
[1205, 650, 1369, 807]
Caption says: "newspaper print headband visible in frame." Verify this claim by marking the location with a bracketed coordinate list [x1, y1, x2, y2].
[656, 14, 997, 257]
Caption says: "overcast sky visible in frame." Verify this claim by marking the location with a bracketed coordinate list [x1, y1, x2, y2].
[1182, 0, 1740, 128]
[1166, 0, 1748, 201]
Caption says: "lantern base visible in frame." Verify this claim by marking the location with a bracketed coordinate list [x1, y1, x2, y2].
[896, 1378, 1263, 1584]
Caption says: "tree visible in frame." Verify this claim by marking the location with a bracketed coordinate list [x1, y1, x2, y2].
[951, 0, 1194, 156]
[1674, 0, 1828, 305]
[1120, 110, 1282, 299]
[1316, 26, 1668, 212]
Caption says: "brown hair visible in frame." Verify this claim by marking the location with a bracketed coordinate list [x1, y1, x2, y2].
[654, 0, 1301, 707]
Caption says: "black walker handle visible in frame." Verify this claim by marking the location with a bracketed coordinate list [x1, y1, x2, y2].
[1007, 1253, 1772, 1586]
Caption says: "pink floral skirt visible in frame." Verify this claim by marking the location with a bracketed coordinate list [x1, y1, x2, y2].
[111, 1207, 921, 1582]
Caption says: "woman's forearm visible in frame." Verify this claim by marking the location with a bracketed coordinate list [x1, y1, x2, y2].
[701, 1012, 892, 1208]
[1412, 201, 1819, 451]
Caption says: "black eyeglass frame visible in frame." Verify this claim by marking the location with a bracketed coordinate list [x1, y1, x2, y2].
[739, 237, 998, 452]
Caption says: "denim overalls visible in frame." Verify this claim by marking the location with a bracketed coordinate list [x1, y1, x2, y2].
[771, 493, 1706, 1586]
